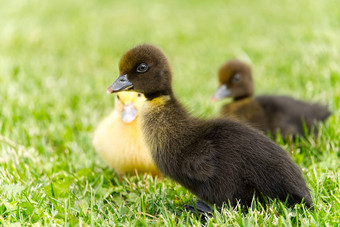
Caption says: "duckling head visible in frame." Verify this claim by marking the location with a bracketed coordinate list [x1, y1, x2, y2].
[114, 91, 146, 123]
[212, 59, 254, 101]
[107, 44, 172, 99]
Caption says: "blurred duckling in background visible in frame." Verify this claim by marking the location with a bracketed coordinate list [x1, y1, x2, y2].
[93, 91, 161, 177]
[212, 59, 331, 138]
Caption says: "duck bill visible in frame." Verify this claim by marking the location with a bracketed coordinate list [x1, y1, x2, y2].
[121, 103, 138, 123]
[211, 84, 230, 102]
[107, 74, 133, 94]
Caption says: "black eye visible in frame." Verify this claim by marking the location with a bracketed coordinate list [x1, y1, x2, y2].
[116, 95, 120, 101]
[136, 63, 148, 73]
[137, 93, 142, 97]
[232, 73, 241, 82]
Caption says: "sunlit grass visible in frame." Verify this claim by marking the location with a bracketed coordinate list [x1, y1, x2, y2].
[0, 0, 339, 225]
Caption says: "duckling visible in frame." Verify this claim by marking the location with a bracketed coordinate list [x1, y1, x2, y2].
[106, 44, 313, 209]
[92, 91, 161, 177]
[212, 59, 331, 138]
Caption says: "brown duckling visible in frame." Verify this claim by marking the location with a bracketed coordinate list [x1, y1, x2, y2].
[212, 59, 331, 138]
[93, 91, 161, 177]
[106, 44, 313, 209]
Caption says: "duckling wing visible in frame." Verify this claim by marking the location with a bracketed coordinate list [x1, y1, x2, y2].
[256, 95, 331, 121]
[256, 95, 331, 135]
[181, 141, 216, 181]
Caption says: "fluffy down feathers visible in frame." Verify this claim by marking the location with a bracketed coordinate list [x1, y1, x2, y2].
[93, 91, 161, 176]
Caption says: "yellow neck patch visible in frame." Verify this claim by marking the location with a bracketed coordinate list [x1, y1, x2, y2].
[236, 96, 253, 103]
[148, 95, 171, 107]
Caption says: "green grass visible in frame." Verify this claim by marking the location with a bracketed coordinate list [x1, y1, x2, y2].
[0, 0, 339, 225]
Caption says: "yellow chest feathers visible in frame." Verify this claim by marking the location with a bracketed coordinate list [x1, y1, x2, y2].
[93, 110, 159, 176]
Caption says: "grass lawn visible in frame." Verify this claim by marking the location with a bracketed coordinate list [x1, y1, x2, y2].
[0, 0, 339, 225]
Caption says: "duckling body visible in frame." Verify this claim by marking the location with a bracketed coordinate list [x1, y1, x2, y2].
[107, 44, 313, 208]
[255, 95, 330, 136]
[220, 97, 268, 132]
[142, 96, 311, 207]
[93, 91, 160, 176]
[213, 60, 331, 137]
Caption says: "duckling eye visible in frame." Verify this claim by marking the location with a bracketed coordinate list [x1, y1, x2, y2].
[117, 95, 120, 101]
[136, 63, 148, 73]
[137, 93, 142, 97]
[232, 73, 241, 82]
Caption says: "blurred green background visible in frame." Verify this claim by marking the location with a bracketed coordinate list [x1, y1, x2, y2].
[0, 0, 339, 225]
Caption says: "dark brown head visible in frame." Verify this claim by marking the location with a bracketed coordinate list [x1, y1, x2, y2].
[212, 59, 254, 101]
[107, 44, 173, 100]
